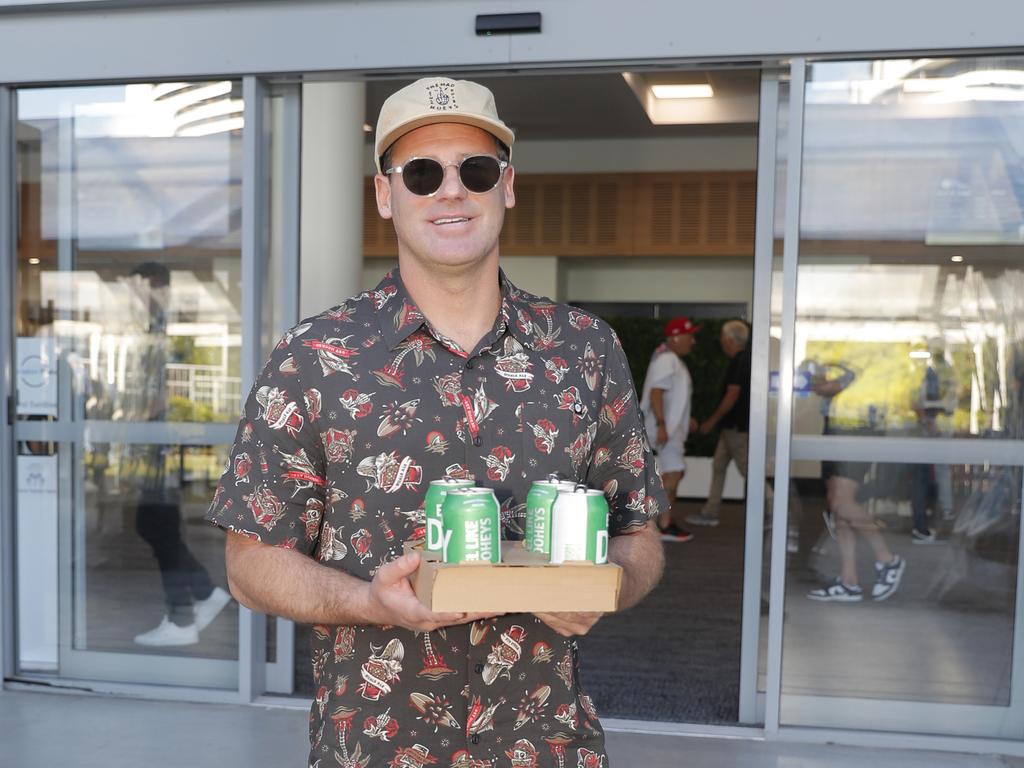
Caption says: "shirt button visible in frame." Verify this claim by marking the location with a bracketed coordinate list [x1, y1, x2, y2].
[471, 735, 480, 745]
[466, 360, 474, 370]
[473, 436, 482, 447]
[474, 663, 484, 674]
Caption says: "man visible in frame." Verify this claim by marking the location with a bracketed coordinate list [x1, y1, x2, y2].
[206, 77, 666, 767]
[806, 361, 904, 602]
[687, 319, 753, 527]
[910, 336, 957, 542]
[640, 317, 699, 542]
[126, 262, 232, 646]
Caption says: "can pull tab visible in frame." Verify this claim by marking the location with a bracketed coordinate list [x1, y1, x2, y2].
[574, 483, 589, 493]
[546, 473, 561, 483]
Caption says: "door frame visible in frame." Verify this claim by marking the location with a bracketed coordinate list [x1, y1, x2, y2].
[761, 56, 1024, 741]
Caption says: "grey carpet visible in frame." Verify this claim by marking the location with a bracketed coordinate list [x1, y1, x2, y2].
[577, 500, 744, 724]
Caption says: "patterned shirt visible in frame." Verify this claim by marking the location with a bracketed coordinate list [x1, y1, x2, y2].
[206, 268, 667, 768]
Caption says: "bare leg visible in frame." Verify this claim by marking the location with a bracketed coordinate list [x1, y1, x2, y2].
[827, 475, 894, 588]
[657, 470, 683, 529]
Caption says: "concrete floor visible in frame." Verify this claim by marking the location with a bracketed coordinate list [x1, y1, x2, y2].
[4, 688, 1024, 768]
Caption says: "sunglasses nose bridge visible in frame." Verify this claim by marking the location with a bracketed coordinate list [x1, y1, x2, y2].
[434, 161, 468, 198]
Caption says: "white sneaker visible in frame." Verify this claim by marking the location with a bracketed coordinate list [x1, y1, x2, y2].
[685, 513, 720, 527]
[134, 616, 199, 646]
[194, 587, 232, 631]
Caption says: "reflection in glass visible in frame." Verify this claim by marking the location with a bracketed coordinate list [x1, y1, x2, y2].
[781, 54, 1024, 734]
[16, 84, 244, 424]
[12, 82, 244, 675]
[785, 462, 1019, 714]
[80, 443, 235, 658]
[789, 56, 1024, 439]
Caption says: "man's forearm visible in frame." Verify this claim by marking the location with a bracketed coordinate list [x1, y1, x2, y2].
[609, 522, 665, 610]
[705, 386, 741, 427]
[649, 388, 667, 424]
[226, 531, 378, 626]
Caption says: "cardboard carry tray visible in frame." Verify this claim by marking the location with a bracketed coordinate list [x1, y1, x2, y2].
[406, 540, 622, 613]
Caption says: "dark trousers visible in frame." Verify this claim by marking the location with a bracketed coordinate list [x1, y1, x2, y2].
[911, 464, 934, 533]
[135, 502, 215, 626]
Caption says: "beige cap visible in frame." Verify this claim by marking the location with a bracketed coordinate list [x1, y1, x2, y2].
[374, 77, 515, 173]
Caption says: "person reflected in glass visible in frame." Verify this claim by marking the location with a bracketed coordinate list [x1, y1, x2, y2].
[687, 320, 762, 527]
[909, 337, 957, 543]
[640, 316, 699, 542]
[124, 262, 231, 646]
[805, 360, 905, 602]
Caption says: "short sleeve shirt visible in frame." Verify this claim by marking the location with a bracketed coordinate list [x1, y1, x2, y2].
[719, 347, 752, 432]
[639, 345, 692, 444]
[206, 268, 668, 768]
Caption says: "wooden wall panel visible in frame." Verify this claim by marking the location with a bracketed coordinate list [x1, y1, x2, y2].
[364, 170, 756, 258]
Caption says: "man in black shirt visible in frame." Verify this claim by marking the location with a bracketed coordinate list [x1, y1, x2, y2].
[687, 320, 753, 527]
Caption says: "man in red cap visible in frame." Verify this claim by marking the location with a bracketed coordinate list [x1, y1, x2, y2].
[641, 316, 700, 541]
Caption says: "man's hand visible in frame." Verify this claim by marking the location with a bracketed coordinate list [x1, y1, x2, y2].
[226, 532, 501, 630]
[698, 419, 714, 435]
[689, 417, 699, 433]
[656, 425, 668, 446]
[532, 522, 665, 638]
[368, 551, 497, 632]
[534, 611, 604, 638]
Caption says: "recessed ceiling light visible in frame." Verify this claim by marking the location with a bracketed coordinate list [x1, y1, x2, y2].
[951, 255, 964, 263]
[28, 257, 40, 265]
[651, 84, 714, 99]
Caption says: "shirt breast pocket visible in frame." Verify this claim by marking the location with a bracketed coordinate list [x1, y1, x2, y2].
[519, 398, 591, 485]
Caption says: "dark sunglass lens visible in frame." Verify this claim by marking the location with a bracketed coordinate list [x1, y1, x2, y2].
[402, 158, 444, 196]
[459, 156, 502, 193]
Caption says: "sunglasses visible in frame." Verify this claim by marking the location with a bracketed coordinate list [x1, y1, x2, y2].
[385, 155, 508, 197]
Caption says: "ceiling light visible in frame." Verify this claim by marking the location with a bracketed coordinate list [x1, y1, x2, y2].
[651, 84, 714, 99]
[362, 123, 373, 133]
[28, 257, 40, 265]
[951, 255, 964, 263]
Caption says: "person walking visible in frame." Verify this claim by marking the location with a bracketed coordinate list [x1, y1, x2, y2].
[641, 316, 699, 541]
[687, 320, 753, 527]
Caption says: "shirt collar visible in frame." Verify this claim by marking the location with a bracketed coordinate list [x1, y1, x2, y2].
[374, 268, 538, 353]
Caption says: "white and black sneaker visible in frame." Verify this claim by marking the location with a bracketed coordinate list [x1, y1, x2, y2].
[911, 528, 937, 545]
[807, 578, 863, 602]
[871, 555, 906, 601]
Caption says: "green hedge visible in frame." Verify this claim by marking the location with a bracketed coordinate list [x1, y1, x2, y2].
[604, 316, 734, 457]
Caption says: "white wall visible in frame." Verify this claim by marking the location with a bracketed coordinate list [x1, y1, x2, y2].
[563, 256, 753, 307]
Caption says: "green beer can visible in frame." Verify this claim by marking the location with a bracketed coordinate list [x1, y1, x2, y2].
[441, 487, 501, 564]
[423, 477, 474, 552]
[525, 475, 575, 555]
[550, 484, 610, 564]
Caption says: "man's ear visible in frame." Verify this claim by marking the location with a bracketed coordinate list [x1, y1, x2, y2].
[503, 165, 516, 210]
[374, 173, 393, 219]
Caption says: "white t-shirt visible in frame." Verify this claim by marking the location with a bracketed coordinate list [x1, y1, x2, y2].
[640, 345, 692, 452]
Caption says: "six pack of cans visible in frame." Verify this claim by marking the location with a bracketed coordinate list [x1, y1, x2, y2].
[430, 473, 609, 565]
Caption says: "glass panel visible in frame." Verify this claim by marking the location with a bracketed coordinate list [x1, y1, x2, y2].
[13, 83, 243, 683]
[15, 83, 244, 424]
[792, 57, 1024, 440]
[79, 442, 235, 658]
[784, 462, 1019, 714]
